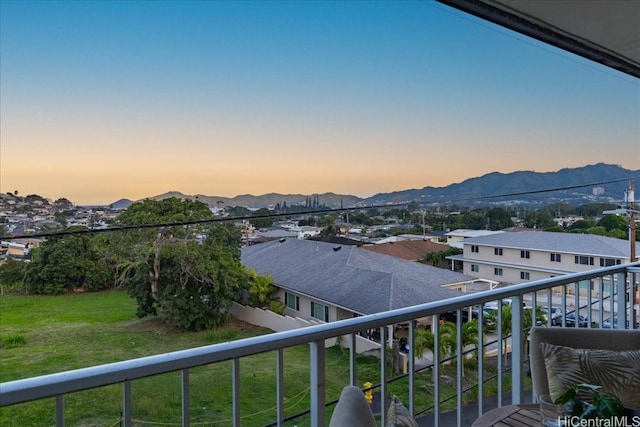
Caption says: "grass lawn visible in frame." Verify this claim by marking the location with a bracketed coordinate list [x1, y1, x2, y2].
[0, 291, 511, 426]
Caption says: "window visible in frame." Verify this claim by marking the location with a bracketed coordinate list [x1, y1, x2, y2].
[471, 264, 479, 272]
[550, 253, 561, 262]
[494, 248, 503, 256]
[285, 292, 299, 311]
[520, 250, 530, 259]
[575, 256, 594, 266]
[520, 271, 530, 280]
[311, 301, 329, 322]
[494, 268, 503, 276]
[471, 245, 479, 253]
[600, 258, 620, 267]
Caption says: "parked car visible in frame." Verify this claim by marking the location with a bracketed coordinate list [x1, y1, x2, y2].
[439, 306, 496, 327]
[552, 312, 597, 328]
[483, 298, 513, 310]
[601, 316, 633, 329]
[538, 306, 563, 323]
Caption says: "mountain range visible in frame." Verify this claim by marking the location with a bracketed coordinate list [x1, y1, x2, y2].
[110, 163, 639, 210]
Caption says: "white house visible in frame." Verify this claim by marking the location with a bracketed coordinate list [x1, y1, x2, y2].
[447, 230, 639, 291]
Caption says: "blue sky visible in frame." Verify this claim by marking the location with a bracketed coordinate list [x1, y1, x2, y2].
[1, 0, 638, 205]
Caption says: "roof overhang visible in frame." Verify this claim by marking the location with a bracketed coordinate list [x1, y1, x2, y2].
[436, 0, 640, 79]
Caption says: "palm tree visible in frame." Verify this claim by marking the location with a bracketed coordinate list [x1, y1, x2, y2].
[487, 304, 544, 365]
[414, 320, 479, 368]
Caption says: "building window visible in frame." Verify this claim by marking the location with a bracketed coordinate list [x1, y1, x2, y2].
[285, 292, 299, 311]
[494, 248, 503, 256]
[550, 253, 561, 262]
[471, 264, 479, 272]
[520, 271, 530, 280]
[311, 301, 329, 322]
[600, 258, 619, 267]
[494, 268, 503, 276]
[520, 250, 530, 259]
[471, 245, 479, 253]
[575, 256, 594, 266]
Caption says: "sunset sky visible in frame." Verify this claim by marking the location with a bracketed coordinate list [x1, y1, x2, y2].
[1, 1, 639, 206]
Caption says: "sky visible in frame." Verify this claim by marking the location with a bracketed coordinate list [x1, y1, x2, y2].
[1, 1, 639, 206]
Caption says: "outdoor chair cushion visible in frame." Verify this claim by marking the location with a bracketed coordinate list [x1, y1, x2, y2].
[385, 396, 419, 427]
[530, 327, 640, 410]
[540, 342, 640, 409]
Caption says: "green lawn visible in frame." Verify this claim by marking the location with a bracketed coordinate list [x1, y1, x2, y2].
[0, 291, 506, 426]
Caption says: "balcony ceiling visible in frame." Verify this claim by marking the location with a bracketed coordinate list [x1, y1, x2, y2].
[437, 0, 640, 79]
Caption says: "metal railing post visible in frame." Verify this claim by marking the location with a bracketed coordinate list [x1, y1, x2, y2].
[309, 340, 326, 427]
[380, 325, 388, 424]
[408, 320, 416, 416]
[456, 311, 463, 426]
[122, 380, 131, 427]
[433, 314, 440, 427]
[617, 272, 628, 329]
[497, 301, 503, 407]
[232, 359, 240, 427]
[276, 349, 284, 426]
[182, 369, 190, 427]
[349, 334, 357, 386]
[477, 307, 484, 417]
[511, 295, 523, 405]
[55, 394, 64, 427]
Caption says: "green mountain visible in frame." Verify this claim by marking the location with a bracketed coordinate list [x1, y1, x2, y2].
[134, 163, 639, 209]
[363, 163, 639, 206]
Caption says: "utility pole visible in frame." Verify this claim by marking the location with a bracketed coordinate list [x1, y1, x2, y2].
[603, 180, 638, 327]
[628, 181, 637, 328]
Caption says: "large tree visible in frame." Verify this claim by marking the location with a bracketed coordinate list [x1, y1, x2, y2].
[24, 230, 112, 294]
[117, 198, 250, 330]
[485, 208, 514, 230]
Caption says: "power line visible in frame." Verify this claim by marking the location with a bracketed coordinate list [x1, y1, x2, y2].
[1, 176, 636, 241]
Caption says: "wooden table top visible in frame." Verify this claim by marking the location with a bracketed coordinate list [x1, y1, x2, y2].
[471, 403, 541, 427]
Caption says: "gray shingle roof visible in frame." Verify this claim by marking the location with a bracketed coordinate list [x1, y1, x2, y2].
[241, 239, 475, 315]
[463, 231, 638, 258]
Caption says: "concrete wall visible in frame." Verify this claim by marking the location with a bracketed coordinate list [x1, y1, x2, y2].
[230, 302, 380, 354]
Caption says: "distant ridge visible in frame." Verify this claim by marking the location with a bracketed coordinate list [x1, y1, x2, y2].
[362, 163, 639, 206]
[109, 199, 134, 210]
[122, 163, 638, 209]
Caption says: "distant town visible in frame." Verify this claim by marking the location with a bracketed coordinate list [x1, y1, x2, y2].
[1, 186, 636, 266]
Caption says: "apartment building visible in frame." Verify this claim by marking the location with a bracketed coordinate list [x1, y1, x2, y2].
[447, 230, 639, 288]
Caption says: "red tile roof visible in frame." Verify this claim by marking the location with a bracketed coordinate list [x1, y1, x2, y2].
[361, 240, 451, 261]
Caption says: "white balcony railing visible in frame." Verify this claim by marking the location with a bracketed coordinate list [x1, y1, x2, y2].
[1, 263, 639, 426]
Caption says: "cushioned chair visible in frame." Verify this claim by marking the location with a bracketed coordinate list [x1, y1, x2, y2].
[529, 327, 640, 409]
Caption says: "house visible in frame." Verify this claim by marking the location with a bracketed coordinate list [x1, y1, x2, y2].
[0, 239, 41, 262]
[447, 230, 640, 291]
[241, 239, 481, 325]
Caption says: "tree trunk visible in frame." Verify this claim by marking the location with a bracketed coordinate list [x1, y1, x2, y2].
[149, 233, 162, 298]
